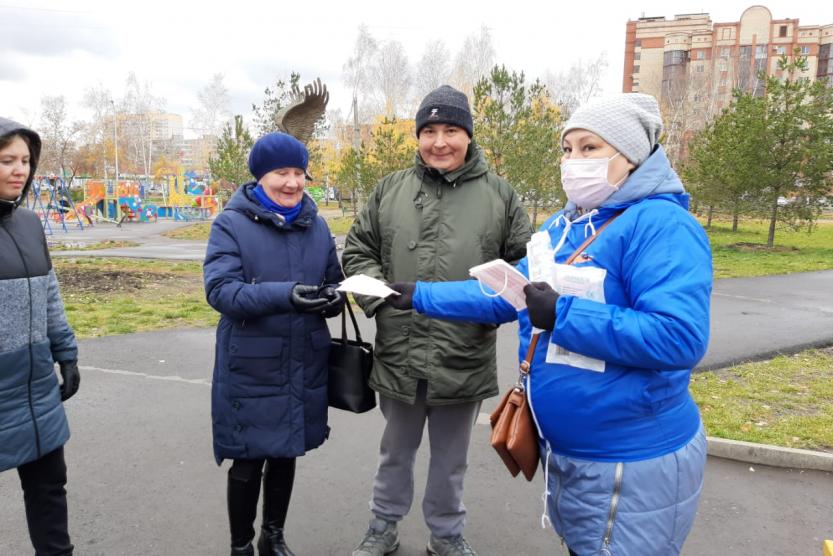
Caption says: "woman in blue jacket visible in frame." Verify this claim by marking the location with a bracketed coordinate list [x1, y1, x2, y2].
[388, 94, 712, 556]
[1, 118, 80, 555]
[204, 132, 344, 556]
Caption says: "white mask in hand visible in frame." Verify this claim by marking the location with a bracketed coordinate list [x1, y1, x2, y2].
[561, 152, 627, 210]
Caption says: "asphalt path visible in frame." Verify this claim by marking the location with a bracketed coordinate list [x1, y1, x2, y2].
[1, 323, 831, 555]
[49, 220, 207, 261]
[703, 270, 833, 369]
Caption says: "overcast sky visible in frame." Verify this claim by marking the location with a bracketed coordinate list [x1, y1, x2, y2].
[3, 0, 833, 135]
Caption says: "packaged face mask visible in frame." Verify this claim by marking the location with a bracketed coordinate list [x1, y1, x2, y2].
[526, 231, 556, 287]
[546, 263, 609, 372]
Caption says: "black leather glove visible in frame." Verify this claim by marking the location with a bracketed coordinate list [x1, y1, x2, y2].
[318, 285, 346, 318]
[387, 282, 416, 311]
[524, 282, 559, 330]
[290, 284, 330, 313]
[59, 360, 80, 401]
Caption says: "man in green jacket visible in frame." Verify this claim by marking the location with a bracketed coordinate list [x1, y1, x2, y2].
[344, 85, 533, 556]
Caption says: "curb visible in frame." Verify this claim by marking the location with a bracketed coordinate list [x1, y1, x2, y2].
[707, 437, 833, 472]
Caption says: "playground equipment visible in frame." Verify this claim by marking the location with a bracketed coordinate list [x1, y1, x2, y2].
[26, 177, 87, 234]
[164, 173, 219, 221]
[80, 179, 152, 224]
[78, 176, 218, 224]
[28, 172, 221, 231]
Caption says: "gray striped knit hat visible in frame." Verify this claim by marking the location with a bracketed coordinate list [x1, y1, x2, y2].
[561, 93, 664, 166]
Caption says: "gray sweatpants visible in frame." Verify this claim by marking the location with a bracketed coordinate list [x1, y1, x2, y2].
[370, 380, 481, 538]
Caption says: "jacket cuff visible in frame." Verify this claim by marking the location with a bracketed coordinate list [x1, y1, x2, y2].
[359, 295, 387, 317]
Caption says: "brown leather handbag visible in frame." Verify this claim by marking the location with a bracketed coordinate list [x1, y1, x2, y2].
[489, 211, 623, 481]
[489, 334, 541, 481]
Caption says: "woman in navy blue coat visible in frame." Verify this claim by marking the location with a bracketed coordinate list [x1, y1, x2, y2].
[204, 132, 344, 556]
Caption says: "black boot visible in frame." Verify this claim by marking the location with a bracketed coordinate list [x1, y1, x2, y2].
[231, 543, 254, 556]
[228, 459, 264, 555]
[257, 525, 295, 556]
[257, 458, 296, 556]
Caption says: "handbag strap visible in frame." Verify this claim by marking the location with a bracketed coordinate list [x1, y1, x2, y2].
[563, 210, 624, 265]
[340, 296, 363, 343]
[519, 210, 624, 378]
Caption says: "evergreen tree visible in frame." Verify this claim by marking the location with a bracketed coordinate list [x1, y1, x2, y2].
[504, 83, 563, 226]
[336, 144, 374, 216]
[685, 51, 833, 246]
[472, 65, 527, 178]
[367, 118, 415, 183]
[209, 115, 254, 199]
[474, 66, 564, 225]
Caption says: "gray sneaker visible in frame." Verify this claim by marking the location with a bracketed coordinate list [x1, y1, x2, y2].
[352, 518, 400, 556]
[426, 535, 477, 556]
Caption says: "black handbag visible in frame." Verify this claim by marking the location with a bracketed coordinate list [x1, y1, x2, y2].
[328, 297, 377, 413]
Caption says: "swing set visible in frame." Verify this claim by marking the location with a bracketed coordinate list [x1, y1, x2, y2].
[26, 176, 88, 234]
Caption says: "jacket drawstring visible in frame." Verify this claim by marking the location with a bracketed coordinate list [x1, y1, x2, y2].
[541, 441, 553, 529]
[584, 211, 597, 237]
[549, 209, 600, 258]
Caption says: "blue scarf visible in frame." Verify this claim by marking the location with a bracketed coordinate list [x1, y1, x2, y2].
[253, 184, 303, 224]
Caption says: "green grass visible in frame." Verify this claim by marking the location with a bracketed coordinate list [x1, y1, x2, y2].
[55, 257, 217, 338]
[690, 348, 833, 452]
[48, 240, 139, 251]
[326, 216, 355, 235]
[702, 218, 833, 278]
[161, 222, 213, 240]
[159, 216, 356, 239]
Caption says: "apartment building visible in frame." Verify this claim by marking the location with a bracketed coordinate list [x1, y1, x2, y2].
[624, 6, 833, 122]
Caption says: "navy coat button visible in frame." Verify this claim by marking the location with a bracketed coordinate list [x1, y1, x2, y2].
[232, 401, 241, 410]
[234, 425, 242, 432]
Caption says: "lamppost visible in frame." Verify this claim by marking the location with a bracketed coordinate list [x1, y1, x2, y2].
[111, 100, 119, 182]
[111, 99, 120, 221]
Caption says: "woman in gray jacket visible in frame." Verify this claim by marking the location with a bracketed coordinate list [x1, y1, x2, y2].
[1, 117, 80, 555]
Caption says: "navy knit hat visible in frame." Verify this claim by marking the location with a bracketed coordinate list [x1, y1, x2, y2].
[415, 85, 473, 137]
[248, 132, 309, 181]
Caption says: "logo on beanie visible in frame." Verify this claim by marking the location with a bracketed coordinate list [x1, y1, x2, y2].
[429, 108, 439, 119]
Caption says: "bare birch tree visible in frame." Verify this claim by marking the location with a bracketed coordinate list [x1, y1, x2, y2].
[451, 25, 495, 97]
[38, 95, 82, 179]
[81, 84, 115, 178]
[191, 73, 232, 137]
[546, 52, 608, 117]
[373, 39, 412, 119]
[343, 24, 380, 125]
[414, 41, 451, 102]
[122, 72, 166, 177]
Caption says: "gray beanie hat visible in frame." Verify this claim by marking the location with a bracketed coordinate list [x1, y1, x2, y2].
[415, 85, 473, 137]
[561, 93, 664, 166]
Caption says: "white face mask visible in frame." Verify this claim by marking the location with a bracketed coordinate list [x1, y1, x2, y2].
[561, 152, 626, 210]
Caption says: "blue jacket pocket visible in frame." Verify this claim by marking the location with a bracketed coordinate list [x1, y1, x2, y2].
[228, 336, 287, 390]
